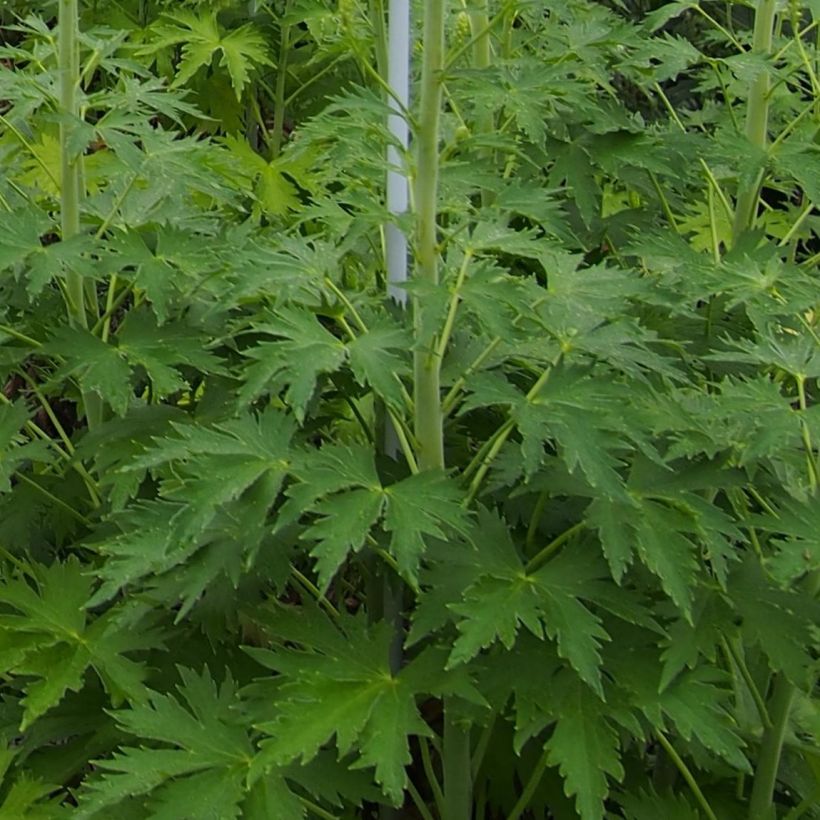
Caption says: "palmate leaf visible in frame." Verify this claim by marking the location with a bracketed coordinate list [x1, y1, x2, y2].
[447, 510, 609, 694]
[586, 492, 702, 615]
[248, 604, 435, 804]
[281, 444, 470, 586]
[45, 309, 220, 416]
[240, 308, 347, 421]
[26, 234, 100, 299]
[462, 367, 633, 496]
[106, 229, 217, 324]
[730, 558, 820, 688]
[346, 319, 411, 410]
[608, 632, 747, 770]
[77, 667, 303, 820]
[0, 402, 52, 492]
[126, 409, 295, 543]
[0, 559, 158, 730]
[143, 11, 272, 99]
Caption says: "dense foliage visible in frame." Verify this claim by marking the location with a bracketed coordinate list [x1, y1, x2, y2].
[0, 0, 818, 817]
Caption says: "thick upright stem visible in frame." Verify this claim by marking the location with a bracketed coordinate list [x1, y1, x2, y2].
[58, 0, 85, 328]
[413, 0, 446, 472]
[732, 0, 777, 241]
[59, 0, 102, 429]
[414, 1, 470, 815]
[468, 0, 491, 71]
[747, 571, 819, 818]
[467, 0, 494, 205]
[270, 14, 291, 158]
[747, 674, 795, 819]
[442, 706, 471, 820]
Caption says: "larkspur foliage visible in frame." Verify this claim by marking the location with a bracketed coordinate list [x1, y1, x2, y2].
[0, 0, 818, 818]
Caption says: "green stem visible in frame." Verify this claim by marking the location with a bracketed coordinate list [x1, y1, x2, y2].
[442, 706, 471, 820]
[0, 324, 42, 348]
[506, 746, 549, 820]
[747, 674, 796, 819]
[470, 716, 495, 780]
[413, 0, 447, 473]
[442, 336, 500, 418]
[406, 779, 435, 820]
[415, 1, 469, 811]
[270, 9, 291, 158]
[467, 0, 492, 70]
[748, 570, 820, 819]
[733, 0, 778, 242]
[435, 250, 472, 362]
[14, 473, 92, 526]
[59, 0, 102, 430]
[655, 731, 719, 820]
[463, 353, 561, 504]
[370, 0, 389, 82]
[525, 522, 585, 574]
[722, 636, 772, 730]
[420, 736, 446, 816]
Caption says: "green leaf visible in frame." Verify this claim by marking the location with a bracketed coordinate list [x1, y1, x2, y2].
[448, 511, 609, 694]
[77, 668, 299, 820]
[147, 12, 272, 100]
[617, 787, 700, 819]
[731, 559, 820, 688]
[588, 494, 699, 616]
[45, 328, 131, 416]
[304, 488, 384, 587]
[241, 308, 346, 420]
[0, 560, 156, 729]
[545, 670, 623, 820]
[346, 320, 411, 410]
[249, 606, 431, 804]
[382, 471, 471, 580]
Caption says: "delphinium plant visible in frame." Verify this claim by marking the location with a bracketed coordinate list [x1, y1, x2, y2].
[0, 0, 817, 818]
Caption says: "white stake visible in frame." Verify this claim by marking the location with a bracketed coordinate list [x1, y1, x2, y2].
[386, 0, 410, 306]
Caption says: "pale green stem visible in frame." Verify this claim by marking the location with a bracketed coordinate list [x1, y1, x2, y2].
[370, 0, 389, 81]
[721, 636, 772, 730]
[59, 0, 103, 429]
[777, 201, 814, 248]
[0, 113, 60, 187]
[445, 1, 510, 71]
[406, 780, 435, 820]
[435, 250, 472, 361]
[733, 0, 778, 242]
[14, 473, 92, 526]
[0, 324, 42, 347]
[463, 352, 562, 505]
[270, 9, 291, 158]
[416, 0, 471, 813]
[748, 568, 820, 818]
[442, 336, 501, 417]
[413, 0, 447, 473]
[467, 0, 492, 69]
